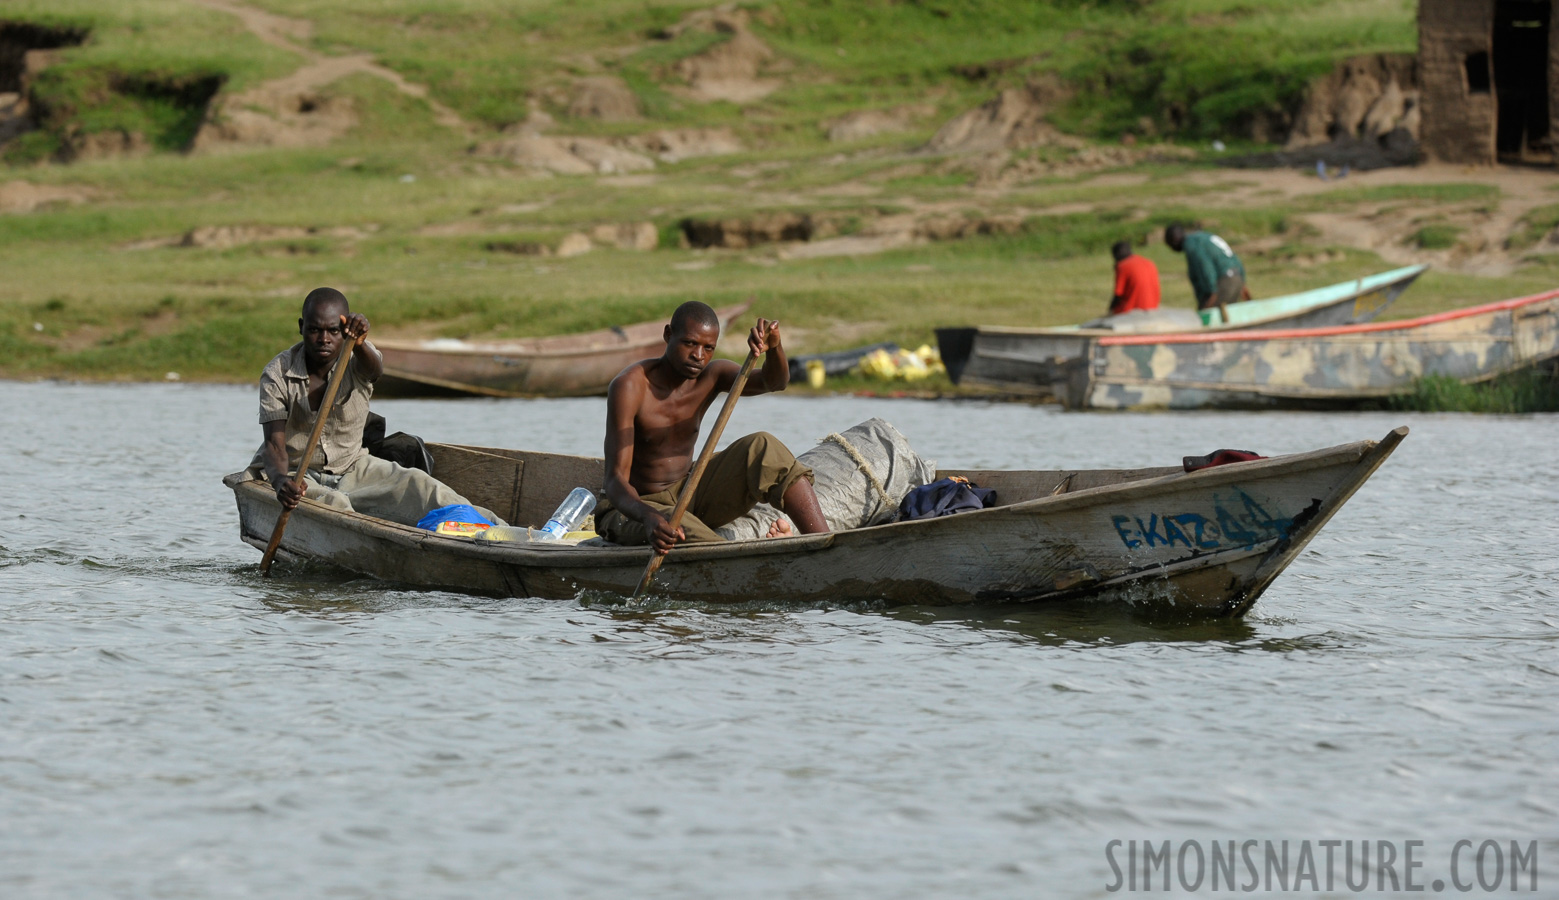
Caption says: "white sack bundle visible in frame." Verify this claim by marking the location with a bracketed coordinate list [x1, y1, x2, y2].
[716, 417, 937, 541]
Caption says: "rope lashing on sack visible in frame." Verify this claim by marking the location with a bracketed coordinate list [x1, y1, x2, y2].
[822, 432, 892, 506]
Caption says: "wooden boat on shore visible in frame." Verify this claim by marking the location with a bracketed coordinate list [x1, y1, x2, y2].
[1065, 288, 1559, 410]
[225, 428, 1407, 616]
[937, 265, 1428, 399]
[374, 303, 750, 398]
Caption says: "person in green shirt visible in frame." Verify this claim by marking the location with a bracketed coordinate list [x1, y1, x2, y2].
[1164, 223, 1248, 316]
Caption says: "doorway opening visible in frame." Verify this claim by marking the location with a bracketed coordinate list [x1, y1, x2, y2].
[1494, 0, 1552, 163]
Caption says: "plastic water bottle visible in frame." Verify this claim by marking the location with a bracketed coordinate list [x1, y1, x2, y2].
[538, 487, 597, 540]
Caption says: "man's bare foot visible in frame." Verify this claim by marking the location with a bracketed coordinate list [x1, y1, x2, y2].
[765, 517, 794, 538]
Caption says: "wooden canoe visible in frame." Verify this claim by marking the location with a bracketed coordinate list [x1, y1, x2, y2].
[937, 265, 1428, 399]
[374, 303, 751, 398]
[1065, 288, 1559, 410]
[224, 427, 1407, 616]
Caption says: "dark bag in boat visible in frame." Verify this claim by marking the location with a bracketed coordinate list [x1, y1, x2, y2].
[363, 413, 435, 474]
[896, 476, 996, 522]
[1182, 448, 1266, 473]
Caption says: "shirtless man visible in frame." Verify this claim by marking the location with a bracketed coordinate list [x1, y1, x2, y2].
[252, 287, 500, 526]
[598, 301, 829, 554]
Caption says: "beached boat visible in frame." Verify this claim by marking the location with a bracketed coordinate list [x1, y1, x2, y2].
[1065, 288, 1559, 410]
[937, 265, 1428, 399]
[225, 427, 1406, 616]
[374, 303, 750, 398]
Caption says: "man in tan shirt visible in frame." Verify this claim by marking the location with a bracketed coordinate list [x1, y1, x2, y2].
[252, 288, 501, 526]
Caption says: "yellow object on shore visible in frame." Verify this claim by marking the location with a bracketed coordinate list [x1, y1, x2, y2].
[857, 348, 897, 379]
[855, 344, 947, 381]
[806, 359, 826, 388]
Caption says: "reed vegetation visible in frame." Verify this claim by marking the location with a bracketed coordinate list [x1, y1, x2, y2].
[1383, 370, 1559, 414]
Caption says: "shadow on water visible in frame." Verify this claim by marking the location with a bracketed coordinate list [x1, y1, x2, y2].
[579, 589, 1350, 651]
[577, 588, 893, 616]
[246, 559, 519, 616]
[886, 602, 1352, 651]
[242, 564, 1343, 653]
[887, 602, 1253, 647]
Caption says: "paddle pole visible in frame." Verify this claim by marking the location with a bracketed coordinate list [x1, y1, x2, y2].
[633, 348, 760, 598]
[259, 334, 361, 576]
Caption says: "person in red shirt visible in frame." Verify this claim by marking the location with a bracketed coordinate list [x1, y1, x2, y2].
[1109, 240, 1161, 316]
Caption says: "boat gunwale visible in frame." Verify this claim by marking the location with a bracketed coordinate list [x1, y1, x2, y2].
[374, 334, 656, 359]
[1097, 287, 1559, 347]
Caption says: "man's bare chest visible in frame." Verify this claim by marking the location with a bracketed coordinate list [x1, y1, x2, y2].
[635, 404, 706, 440]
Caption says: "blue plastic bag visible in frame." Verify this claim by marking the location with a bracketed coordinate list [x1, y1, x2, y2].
[416, 504, 495, 532]
[896, 477, 996, 522]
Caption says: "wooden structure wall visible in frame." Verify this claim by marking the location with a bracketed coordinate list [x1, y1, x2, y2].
[1419, 0, 1558, 164]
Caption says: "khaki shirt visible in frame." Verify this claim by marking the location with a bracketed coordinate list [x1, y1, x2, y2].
[250, 342, 374, 476]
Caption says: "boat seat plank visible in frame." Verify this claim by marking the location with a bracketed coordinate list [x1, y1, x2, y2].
[434, 444, 604, 527]
[939, 466, 1184, 504]
[428, 445, 525, 524]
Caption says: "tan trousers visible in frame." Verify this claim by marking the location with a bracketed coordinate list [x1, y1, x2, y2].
[1203, 272, 1247, 311]
[597, 432, 812, 545]
[286, 454, 506, 527]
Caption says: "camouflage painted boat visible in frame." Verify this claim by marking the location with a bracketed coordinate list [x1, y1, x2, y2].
[1066, 288, 1559, 410]
[374, 303, 749, 398]
[937, 265, 1428, 399]
[224, 428, 1406, 616]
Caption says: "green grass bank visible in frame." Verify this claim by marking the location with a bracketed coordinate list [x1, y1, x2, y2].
[4, 0, 1556, 412]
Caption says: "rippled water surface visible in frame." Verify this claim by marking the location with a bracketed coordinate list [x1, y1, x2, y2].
[2, 382, 1556, 898]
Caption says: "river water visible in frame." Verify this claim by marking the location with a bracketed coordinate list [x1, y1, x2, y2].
[1, 382, 1555, 898]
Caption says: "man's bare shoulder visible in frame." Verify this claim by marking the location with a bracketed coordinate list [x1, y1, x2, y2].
[612, 359, 658, 385]
[608, 359, 656, 404]
[700, 357, 742, 392]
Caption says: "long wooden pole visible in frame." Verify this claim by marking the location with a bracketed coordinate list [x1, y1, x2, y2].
[633, 349, 760, 597]
[259, 335, 360, 576]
